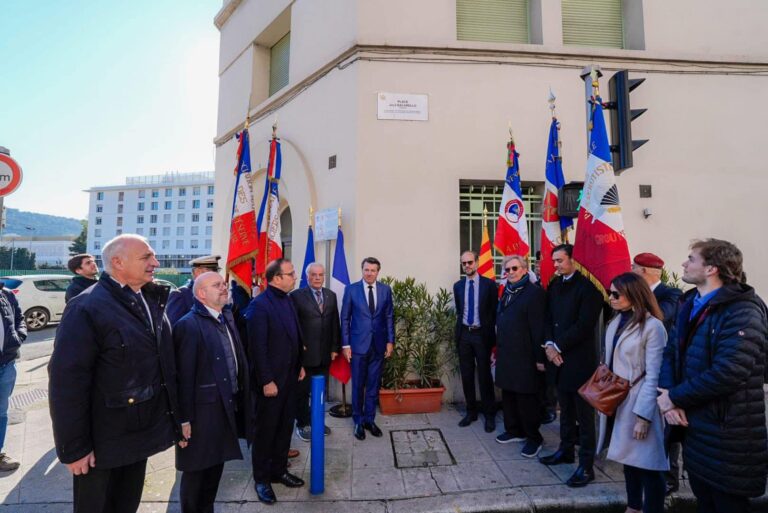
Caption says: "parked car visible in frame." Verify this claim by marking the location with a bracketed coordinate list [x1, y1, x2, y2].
[0, 274, 73, 331]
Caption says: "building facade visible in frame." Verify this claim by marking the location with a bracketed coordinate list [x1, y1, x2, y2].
[211, 0, 768, 296]
[0, 236, 76, 268]
[86, 172, 215, 272]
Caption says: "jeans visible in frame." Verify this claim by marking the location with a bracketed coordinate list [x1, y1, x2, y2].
[0, 361, 17, 452]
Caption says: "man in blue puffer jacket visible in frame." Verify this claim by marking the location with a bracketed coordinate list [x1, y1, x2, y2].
[658, 239, 768, 513]
[0, 282, 26, 472]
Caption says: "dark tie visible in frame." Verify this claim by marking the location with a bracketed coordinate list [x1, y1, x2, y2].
[315, 289, 324, 312]
[217, 314, 239, 394]
[467, 279, 475, 326]
[368, 285, 375, 316]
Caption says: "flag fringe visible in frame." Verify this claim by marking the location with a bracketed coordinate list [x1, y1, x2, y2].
[572, 260, 608, 302]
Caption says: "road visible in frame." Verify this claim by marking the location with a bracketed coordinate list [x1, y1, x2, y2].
[19, 325, 56, 362]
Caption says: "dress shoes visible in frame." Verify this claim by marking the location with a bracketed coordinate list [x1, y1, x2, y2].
[484, 415, 496, 433]
[565, 465, 595, 488]
[363, 422, 383, 437]
[458, 413, 478, 427]
[354, 423, 366, 440]
[665, 482, 679, 496]
[538, 449, 575, 465]
[541, 411, 557, 425]
[272, 472, 305, 488]
[287, 448, 300, 459]
[255, 483, 276, 504]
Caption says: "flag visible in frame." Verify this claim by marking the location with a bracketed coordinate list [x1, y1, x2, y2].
[494, 139, 530, 256]
[225, 128, 258, 293]
[254, 137, 283, 283]
[572, 97, 631, 298]
[299, 225, 315, 289]
[477, 219, 496, 281]
[329, 227, 351, 384]
[540, 118, 572, 288]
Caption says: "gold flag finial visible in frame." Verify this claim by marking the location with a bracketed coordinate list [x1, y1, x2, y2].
[548, 88, 557, 119]
[309, 206, 314, 227]
[337, 207, 342, 227]
[272, 116, 278, 138]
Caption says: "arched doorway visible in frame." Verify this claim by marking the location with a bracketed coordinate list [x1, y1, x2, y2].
[280, 206, 292, 260]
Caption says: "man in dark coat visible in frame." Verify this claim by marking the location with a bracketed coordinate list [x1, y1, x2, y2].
[659, 239, 768, 512]
[0, 281, 26, 472]
[453, 250, 498, 432]
[290, 262, 341, 441]
[49, 234, 180, 513]
[494, 256, 546, 459]
[65, 253, 99, 302]
[166, 255, 222, 325]
[174, 271, 252, 513]
[244, 258, 305, 504]
[538, 244, 603, 488]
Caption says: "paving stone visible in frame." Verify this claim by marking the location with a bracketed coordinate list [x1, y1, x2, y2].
[496, 458, 562, 486]
[391, 429, 453, 468]
[450, 461, 509, 491]
[443, 436, 491, 463]
[351, 466, 405, 500]
[546, 461, 613, 484]
[294, 466, 352, 500]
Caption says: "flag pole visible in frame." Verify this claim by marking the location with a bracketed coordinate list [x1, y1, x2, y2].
[260, 120, 278, 287]
[548, 90, 570, 246]
[329, 206, 353, 419]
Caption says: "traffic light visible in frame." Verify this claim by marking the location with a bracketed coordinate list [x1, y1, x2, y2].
[608, 70, 648, 173]
[557, 182, 584, 218]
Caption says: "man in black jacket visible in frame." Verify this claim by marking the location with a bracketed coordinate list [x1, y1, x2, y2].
[0, 282, 26, 472]
[49, 234, 180, 513]
[538, 244, 603, 488]
[65, 253, 99, 303]
[290, 262, 340, 441]
[453, 250, 498, 432]
[658, 239, 768, 513]
[166, 255, 221, 325]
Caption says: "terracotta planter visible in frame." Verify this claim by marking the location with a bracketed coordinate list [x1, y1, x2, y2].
[379, 385, 446, 415]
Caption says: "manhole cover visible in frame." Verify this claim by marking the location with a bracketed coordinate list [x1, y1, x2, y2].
[10, 388, 48, 410]
[390, 428, 455, 469]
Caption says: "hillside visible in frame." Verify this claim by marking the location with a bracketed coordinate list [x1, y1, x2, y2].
[4, 208, 83, 237]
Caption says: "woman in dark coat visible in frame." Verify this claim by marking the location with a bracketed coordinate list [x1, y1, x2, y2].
[494, 255, 546, 459]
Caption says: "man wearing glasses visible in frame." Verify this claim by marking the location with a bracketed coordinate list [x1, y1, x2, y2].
[244, 258, 306, 504]
[453, 251, 498, 432]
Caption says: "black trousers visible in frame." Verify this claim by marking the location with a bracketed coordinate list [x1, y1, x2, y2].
[252, 381, 297, 483]
[458, 328, 495, 416]
[689, 474, 750, 513]
[558, 388, 595, 468]
[72, 459, 147, 513]
[666, 442, 681, 488]
[295, 365, 328, 428]
[501, 390, 542, 444]
[180, 463, 224, 513]
[624, 464, 666, 513]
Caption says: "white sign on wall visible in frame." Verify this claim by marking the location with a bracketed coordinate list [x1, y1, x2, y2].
[314, 208, 339, 241]
[377, 92, 429, 121]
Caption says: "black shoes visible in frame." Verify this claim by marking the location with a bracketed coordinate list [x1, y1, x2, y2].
[272, 472, 305, 488]
[363, 422, 383, 437]
[539, 449, 575, 465]
[665, 482, 679, 496]
[484, 415, 496, 433]
[255, 483, 276, 504]
[354, 423, 366, 440]
[458, 413, 478, 427]
[565, 465, 595, 488]
[541, 411, 557, 425]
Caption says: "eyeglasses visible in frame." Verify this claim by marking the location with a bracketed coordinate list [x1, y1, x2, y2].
[609, 291, 621, 299]
[504, 266, 520, 273]
[461, 261, 475, 266]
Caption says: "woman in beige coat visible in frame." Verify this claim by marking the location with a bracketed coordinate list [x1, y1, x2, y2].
[596, 272, 668, 513]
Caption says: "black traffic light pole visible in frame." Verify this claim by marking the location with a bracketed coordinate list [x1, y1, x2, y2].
[606, 70, 648, 173]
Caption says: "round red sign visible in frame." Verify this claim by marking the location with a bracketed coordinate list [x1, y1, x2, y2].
[0, 154, 23, 197]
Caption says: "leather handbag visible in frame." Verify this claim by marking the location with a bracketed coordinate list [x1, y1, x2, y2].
[578, 363, 645, 417]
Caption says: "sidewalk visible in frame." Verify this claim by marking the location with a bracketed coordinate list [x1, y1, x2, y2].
[1, 356, 765, 512]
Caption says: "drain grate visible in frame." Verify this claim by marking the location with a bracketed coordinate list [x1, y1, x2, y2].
[10, 388, 48, 410]
[390, 428, 456, 469]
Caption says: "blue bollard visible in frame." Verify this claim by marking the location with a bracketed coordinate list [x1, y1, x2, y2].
[310, 374, 325, 495]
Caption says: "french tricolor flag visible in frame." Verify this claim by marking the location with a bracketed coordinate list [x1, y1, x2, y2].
[494, 139, 530, 257]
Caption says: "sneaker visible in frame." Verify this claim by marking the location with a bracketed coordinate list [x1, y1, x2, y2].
[495, 432, 526, 444]
[324, 425, 331, 436]
[296, 426, 311, 442]
[0, 454, 20, 472]
[521, 440, 543, 458]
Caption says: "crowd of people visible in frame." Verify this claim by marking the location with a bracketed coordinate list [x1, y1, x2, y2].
[31, 233, 767, 513]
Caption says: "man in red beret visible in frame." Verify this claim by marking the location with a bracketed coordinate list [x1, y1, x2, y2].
[632, 252, 683, 495]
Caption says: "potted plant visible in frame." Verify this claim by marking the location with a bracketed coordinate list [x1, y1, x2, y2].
[379, 277, 456, 414]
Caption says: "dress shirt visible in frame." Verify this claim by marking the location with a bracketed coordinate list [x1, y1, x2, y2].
[111, 276, 153, 331]
[690, 287, 720, 320]
[364, 281, 377, 311]
[462, 275, 481, 327]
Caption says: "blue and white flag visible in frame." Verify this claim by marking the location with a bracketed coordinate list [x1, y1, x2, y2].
[330, 228, 350, 305]
[299, 225, 315, 289]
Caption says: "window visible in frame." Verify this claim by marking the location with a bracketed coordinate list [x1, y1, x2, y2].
[116, 229, 123, 236]
[163, 213, 171, 223]
[118, 192, 124, 202]
[193, 186, 201, 196]
[116, 217, 123, 227]
[164, 201, 172, 210]
[162, 227, 170, 236]
[162, 240, 170, 249]
[456, 0, 529, 44]
[117, 204, 123, 214]
[94, 228, 102, 237]
[150, 227, 157, 236]
[151, 202, 158, 211]
[177, 213, 185, 223]
[190, 240, 199, 249]
[269, 32, 290, 96]
[176, 240, 184, 249]
[459, 181, 542, 278]
[176, 226, 184, 236]
[136, 227, 144, 235]
[562, 0, 624, 48]
[165, 188, 172, 197]
[149, 240, 157, 249]
[206, 213, 213, 222]
[150, 215, 158, 223]
[96, 204, 103, 213]
[178, 187, 186, 197]
[137, 215, 144, 224]
[138, 202, 145, 211]
[192, 214, 200, 222]
[191, 226, 199, 236]
[178, 200, 185, 209]
[151, 189, 159, 198]
[207, 185, 214, 195]
[94, 241, 101, 250]
[205, 239, 212, 249]
[139, 190, 146, 198]
[97, 192, 104, 200]
[206, 199, 214, 209]
[205, 226, 212, 236]
[95, 217, 102, 225]
[192, 200, 200, 209]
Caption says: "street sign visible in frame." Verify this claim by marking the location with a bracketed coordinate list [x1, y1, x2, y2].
[0, 154, 23, 197]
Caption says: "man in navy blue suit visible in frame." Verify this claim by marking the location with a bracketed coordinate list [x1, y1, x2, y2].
[340, 257, 395, 441]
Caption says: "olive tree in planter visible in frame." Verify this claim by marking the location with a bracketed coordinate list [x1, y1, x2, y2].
[379, 277, 455, 414]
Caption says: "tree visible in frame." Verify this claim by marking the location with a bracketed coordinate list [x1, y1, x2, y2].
[69, 220, 87, 255]
[0, 247, 36, 269]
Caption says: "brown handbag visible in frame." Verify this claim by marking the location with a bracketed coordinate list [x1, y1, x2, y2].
[578, 363, 645, 417]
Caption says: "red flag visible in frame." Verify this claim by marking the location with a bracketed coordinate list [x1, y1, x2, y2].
[254, 137, 283, 287]
[226, 129, 257, 293]
[329, 355, 351, 385]
[477, 220, 496, 281]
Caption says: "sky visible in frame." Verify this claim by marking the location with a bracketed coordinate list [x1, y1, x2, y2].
[0, 1, 220, 220]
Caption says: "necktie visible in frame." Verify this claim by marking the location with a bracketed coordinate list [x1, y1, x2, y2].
[315, 289, 324, 312]
[136, 291, 153, 331]
[467, 279, 475, 326]
[368, 285, 375, 316]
